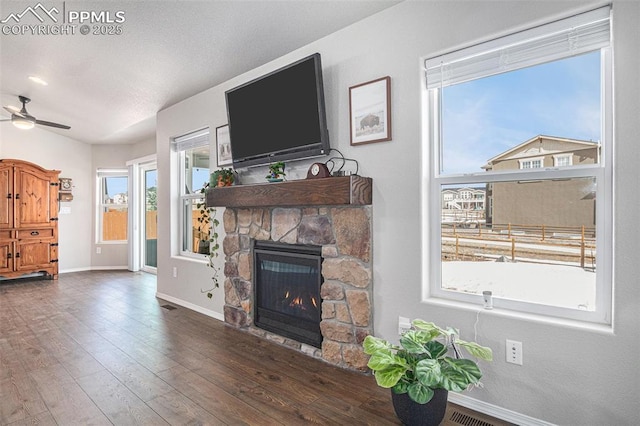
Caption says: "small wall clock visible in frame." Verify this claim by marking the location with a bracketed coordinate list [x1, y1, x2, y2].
[59, 178, 73, 192]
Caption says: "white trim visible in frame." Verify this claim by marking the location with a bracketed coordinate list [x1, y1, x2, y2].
[156, 292, 224, 321]
[60, 266, 129, 273]
[126, 153, 156, 167]
[177, 136, 210, 257]
[97, 170, 129, 244]
[448, 393, 556, 426]
[59, 267, 92, 273]
[424, 8, 613, 325]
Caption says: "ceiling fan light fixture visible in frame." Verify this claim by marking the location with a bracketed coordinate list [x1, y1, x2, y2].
[12, 116, 35, 130]
[28, 76, 48, 86]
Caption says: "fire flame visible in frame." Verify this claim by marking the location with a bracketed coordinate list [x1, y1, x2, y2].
[290, 296, 305, 307]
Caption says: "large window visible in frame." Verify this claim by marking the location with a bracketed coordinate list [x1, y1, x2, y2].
[425, 7, 612, 323]
[174, 129, 210, 257]
[97, 170, 128, 243]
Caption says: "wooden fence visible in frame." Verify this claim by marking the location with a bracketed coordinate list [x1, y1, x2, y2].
[442, 223, 596, 268]
[103, 210, 207, 245]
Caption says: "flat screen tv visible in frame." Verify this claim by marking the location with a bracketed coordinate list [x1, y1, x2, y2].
[225, 53, 330, 168]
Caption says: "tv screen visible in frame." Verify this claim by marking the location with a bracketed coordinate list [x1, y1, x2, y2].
[225, 53, 330, 168]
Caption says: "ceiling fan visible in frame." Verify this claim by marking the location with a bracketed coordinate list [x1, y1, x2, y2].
[1, 96, 70, 130]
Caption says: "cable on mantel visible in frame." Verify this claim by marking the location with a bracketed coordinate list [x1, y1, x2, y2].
[326, 148, 359, 176]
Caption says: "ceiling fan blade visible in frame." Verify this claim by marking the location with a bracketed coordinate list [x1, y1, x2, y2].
[35, 119, 71, 130]
[3, 106, 25, 117]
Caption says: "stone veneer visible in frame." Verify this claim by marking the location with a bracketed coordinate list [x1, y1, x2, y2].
[222, 206, 372, 371]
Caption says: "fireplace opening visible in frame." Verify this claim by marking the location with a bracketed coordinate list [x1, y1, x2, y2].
[253, 240, 323, 348]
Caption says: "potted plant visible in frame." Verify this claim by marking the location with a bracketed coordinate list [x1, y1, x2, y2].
[363, 319, 493, 426]
[210, 167, 236, 187]
[197, 182, 221, 298]
[266, 161, 286, 182]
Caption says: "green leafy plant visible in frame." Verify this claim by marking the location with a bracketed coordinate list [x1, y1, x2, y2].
[363, 319, 493, 404]
[266, 161, 286, 180]
[211, 167, 235, 187]
[197, 182, 221, 299]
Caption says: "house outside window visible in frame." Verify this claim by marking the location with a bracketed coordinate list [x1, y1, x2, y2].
[424, 6, 612, 324]
[97, 170, 128, 243]
[174, 128, 211, 258]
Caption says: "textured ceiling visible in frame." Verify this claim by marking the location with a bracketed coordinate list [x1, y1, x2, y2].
[0, 1, 399, 144]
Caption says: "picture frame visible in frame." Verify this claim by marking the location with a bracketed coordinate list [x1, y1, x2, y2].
[349, 76, 391, 145]
[216, 124, 233, 167]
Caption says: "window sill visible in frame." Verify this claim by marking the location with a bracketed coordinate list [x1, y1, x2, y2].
[172, 254, 209, 264]
[421, 296, 614, 335]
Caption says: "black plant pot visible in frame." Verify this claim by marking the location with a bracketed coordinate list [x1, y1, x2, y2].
[391, 388, 448, 426]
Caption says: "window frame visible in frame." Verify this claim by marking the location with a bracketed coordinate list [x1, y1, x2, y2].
[174, 128, 211, 259]
[519, 157, 544, 170]
[553, 154, 573, 167]
[96, 169, 129, 244]
[424, 9, 613, 324]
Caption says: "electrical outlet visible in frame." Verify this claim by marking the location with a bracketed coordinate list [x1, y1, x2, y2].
[506, 339, 523, 365]
[96, 247, 101, 254]
[172, 267, 177, 278]
[398, 316, 411, 336]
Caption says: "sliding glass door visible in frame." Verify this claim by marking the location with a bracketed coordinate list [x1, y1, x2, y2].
[141, 163, 157, 272]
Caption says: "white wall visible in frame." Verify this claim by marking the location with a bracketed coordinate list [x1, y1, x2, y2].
[0, 125, 93, 272]
[156, 1, 640, 424]
[91, 138, 156, 268]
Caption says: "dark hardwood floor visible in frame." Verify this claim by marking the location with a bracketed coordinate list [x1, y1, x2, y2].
[0, 271, 506, 425]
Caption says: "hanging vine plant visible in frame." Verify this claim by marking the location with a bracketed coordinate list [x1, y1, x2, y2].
[197, 181, 221, 298]
[197, 168, 236, 298]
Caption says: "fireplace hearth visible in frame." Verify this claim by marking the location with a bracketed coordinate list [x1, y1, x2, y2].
[253, 241, 322, 348]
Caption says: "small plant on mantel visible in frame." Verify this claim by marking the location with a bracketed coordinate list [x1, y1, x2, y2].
[197, 181, 221, 298]
[211, 167, 235, 187]
[266, 161, 286, 181]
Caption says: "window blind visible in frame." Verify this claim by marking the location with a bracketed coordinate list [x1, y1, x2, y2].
[97, 168, 127, 178]
[172, 128, 210, 151]
[425, 6, 611, 89]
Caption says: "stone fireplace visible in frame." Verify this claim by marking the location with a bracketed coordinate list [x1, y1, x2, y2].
[221, 205, 372, 371]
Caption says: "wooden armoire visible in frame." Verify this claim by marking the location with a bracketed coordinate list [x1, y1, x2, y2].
[0, 159, 60, 280]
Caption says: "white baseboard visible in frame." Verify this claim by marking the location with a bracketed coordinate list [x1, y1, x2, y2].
[91, 266, 130, 270]
[59, 267, 92, 273]
[59, 266, 130, 274]
[155, 292, 225, 321]
[448, 393, 554, 426]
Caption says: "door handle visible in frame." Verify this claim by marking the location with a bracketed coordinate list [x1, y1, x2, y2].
[31, 231, 39, 236]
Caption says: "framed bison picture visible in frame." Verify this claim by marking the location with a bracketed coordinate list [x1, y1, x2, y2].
[216, 124, 233, 167]
[349, 76, 391, 145]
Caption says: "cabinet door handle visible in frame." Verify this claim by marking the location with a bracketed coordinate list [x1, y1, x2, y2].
[30, 231, 39, 236]
[15, 193, 20, 199]
[7, 253, 12, 259]
[6, 193, 11, 199]
[15, 252, 20, 258]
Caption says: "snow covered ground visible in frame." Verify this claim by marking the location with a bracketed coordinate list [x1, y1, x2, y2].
[442, 261, 596, 310]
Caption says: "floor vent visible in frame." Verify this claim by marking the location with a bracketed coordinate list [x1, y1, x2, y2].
[448, 410, 495, 426]
[161, 304, 177, 310]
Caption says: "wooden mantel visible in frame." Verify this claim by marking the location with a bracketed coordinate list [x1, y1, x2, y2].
[206, 175, 372, 208]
